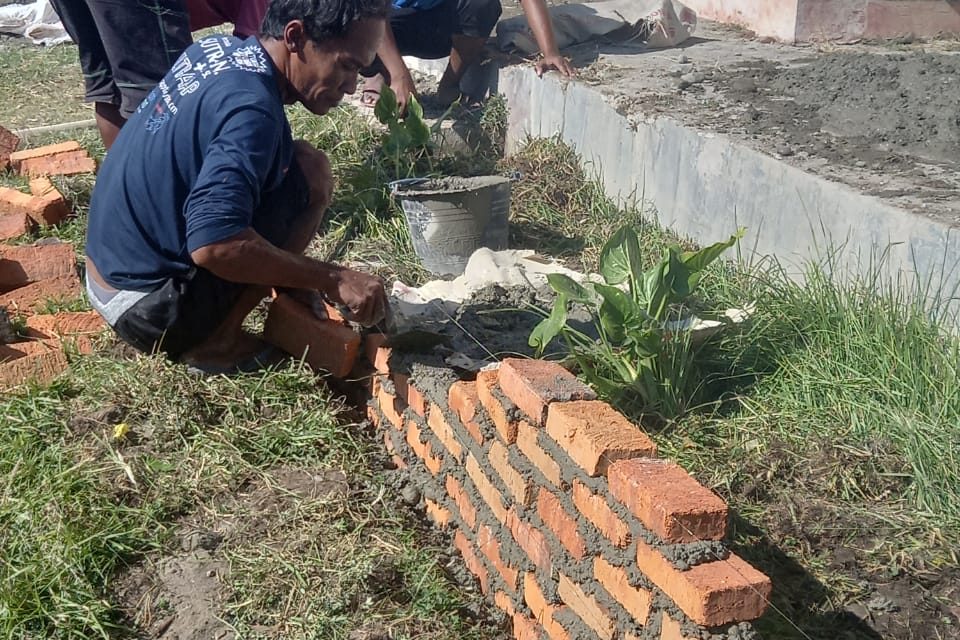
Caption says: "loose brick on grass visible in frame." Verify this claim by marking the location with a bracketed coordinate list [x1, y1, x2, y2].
[8, 141, 80, 164]
[0, 125, 19, 168]
[557, 573, 615, 640]
[498, 358, 595, 425]
[635, 539, 771, 626]
[476, 368, 518, 443]
[572, 480, 631, 548]
[594, 556, 652, 624]
[516, 420, 563, 487]
[0, 274, 82, 313]
[393, 373, 427, 416]
[545, 400, 657, 476]
[262, 293, 361, 378]
[454, 530, 489, 594]
[0, 242, 77, 290]
[449, 379, 484, 445]
[26, 177, 69, 226]
[536, 490, 588, 560]
[0, 185, 35, 218]
[0, 212, 32, 241]
[424, 498, 452, 528]
[17, 149, 96, 178]
[477, 523, 520, 591]
[466, 452, 507, 523]
[488, 440, 534, 505]
[25, 310, 105, 355]
[445, 475, 478, 529]
[506, 508, 551, 572]
[427, 402, 463, 460]
[609, 458, 728, 543]
[0, 340, 68, 389]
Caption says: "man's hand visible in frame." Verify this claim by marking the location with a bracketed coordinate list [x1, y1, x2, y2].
[535, 53, 575, 78]
[391, 70, 418, 114]
[328, 268, 388, 328]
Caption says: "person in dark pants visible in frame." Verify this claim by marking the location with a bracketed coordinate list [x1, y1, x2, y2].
[360, 0, 574, 109]
[84, 0, 390, 373]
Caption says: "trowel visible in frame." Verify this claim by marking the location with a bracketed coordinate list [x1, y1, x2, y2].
[327, 295, 451, 353]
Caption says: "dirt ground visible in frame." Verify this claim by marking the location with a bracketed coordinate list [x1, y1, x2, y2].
[567, 22, 960, 225]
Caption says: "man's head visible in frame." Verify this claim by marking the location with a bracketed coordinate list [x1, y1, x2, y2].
[260, 0, 390, 114]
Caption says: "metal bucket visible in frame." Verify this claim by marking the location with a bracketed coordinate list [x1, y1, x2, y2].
[390, 176, 511, 276]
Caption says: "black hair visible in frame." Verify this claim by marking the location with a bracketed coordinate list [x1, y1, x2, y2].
[260, 0, 390, 43]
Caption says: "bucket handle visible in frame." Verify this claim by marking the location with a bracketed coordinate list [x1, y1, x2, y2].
[389, 177, 430, 196]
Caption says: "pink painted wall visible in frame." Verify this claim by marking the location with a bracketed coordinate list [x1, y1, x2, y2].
[679, 0, 800, 41]
[863, 1, 960, 38]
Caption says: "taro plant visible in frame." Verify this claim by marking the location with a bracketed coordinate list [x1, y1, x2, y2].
[373, 86, 458, 180]
[529, 225, 744, 420]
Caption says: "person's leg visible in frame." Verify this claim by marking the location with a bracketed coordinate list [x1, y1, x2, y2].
[438, 0, 502, 103]
[177, 143, 333, 368]
[49, 0, 125, 149]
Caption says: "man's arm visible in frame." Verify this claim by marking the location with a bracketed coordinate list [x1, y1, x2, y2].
[191, 228, 387, 326]
[376, 24, 418, 111]
[519, 0, 574, 77]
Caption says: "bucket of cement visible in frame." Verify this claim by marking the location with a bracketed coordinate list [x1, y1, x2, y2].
[390, 176, 511, 276]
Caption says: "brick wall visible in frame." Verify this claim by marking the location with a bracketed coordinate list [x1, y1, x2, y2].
[363, 338, 772, 639]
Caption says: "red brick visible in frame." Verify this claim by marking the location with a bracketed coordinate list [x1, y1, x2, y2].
[262, 293, 361, 377]
[495, 591, 516, 617]
[507, 508, 551, 572]
[516, 420, 562, 487]
[488, 440, 533, 505]
[376, 382, 405, 429]
[0, 212, 32, 241]
[545, 400, 657, 476]
[466, 452, 507, 523]
[593, 556, 651, 625]
[8, 141, 80, 164]
[364, 333, 391, 374]
[635, 539, 771, 626]
[26, 177, 70, 226]
[393, 373, 427, 417]
[17, 150, 96, 178]
[454, 530, 489, 594]
[499, 358, 596, 425]
[0, 185, 35, 216]
[659, 613, 697, 640]
[445, 475, 477, 529]
[477, 523, 520, 591]
[512, 613, 540, 640]
[424, 498, 452, 528]
[25, 311, 104, 355]
[572, 480, 631, 548]
[476, 368, 518, 443]
[536, 490, 587, 560]
[406, 419, 442, 475]
[608, 458, 728, 543]
[427, 402, 463, 460]
[557, 573, 615, 640]
[0, 125, 19, 168]
[0, 340, 68, 390]
[449, 380, 484, 445]
[0, 242, 77, 290]
[523, 573, 571, 640]
[0, 275, 82, 313]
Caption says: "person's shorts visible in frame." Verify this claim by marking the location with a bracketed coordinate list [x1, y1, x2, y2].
[51, 0, 192, 118]
[386, 0, 503, 61]
[92, 159, 311, 360]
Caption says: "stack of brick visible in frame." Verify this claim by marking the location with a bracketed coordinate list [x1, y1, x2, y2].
[0, 131, 97, 240]
[365, 345, 772, 640]
[0, 241, 101, 389]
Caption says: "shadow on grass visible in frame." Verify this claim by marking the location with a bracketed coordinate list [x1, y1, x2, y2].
[509, 220, 586, 257]
[728, 513, 884, 640]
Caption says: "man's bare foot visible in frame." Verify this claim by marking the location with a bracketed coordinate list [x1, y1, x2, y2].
[360, 74, 385, 108]
[180, 331, 277, 374]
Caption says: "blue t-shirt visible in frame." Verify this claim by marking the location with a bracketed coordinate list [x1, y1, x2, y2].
[86, 36, 293, 291]
[393, 0, 445, 10]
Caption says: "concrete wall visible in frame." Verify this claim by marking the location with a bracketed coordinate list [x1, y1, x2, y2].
[501, 67, 960, 315]
[682, 0, 960, 41]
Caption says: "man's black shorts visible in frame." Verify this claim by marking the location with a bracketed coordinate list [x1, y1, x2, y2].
[383, 0, 504, 61]
[51, 0, 192, 117]
[112, 159, 311, 360]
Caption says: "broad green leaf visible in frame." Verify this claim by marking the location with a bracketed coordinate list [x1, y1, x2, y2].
[680, 228, 745, 289]
[664, 246, 694, 299]
[643, 258, 670, 320]
[408, 94, 424, 121]
[624, 328, 662, 359]
[548, 273, 592, 303]
[599, 226, 638, 285]
[594, 283, 634, 344]
[374, 86, 399, 125]
[528, 294, 568, 355]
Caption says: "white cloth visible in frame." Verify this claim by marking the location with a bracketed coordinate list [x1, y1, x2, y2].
[0, 0, 71, 46]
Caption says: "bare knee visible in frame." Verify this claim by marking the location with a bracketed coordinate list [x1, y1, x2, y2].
[293, 140, 334, 210]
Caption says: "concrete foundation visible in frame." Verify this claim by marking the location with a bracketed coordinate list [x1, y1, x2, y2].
[682, 0, 960, 42]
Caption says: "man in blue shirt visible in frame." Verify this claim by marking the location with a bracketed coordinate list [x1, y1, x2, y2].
[85, 0, 390, 373]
